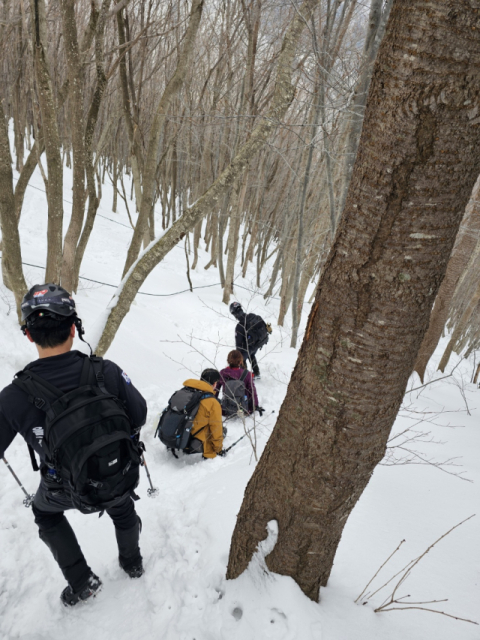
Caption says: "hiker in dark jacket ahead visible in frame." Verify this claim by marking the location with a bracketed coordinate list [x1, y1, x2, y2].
[217, 350, 261, 415]
[0, 284, 147, 607]
[229, 302, 269, 379]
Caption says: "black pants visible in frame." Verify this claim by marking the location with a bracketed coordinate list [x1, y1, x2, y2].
[32, 478, 141, 592]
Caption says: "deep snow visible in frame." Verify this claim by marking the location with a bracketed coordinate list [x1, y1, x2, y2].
[0, 155, 479, 640]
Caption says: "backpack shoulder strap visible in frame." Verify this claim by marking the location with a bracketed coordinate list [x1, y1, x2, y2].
[13, 370, 60, 464]
[12, 371, 61, 420]
[85, 356, 108, 394]
[191, 392, 217, 438]
[78, 354, 94, 386]
[184, 388, 206, 414]
[240, 369, 249, 383]
[15, 369, 64, 399]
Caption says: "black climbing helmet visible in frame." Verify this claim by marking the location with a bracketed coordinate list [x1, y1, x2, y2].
[20, 283, 92, 354]
[21, 284, 76, 322]
[229, 301, 243, 318]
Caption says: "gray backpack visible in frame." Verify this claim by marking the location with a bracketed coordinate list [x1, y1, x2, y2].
[221, 370, 249, 416]
[156, 387, 215, 451]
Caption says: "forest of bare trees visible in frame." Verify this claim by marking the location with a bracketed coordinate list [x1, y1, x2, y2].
[0, 0, 395, 342]
[1, 0, 480, 606]
[2, 1, 480, 365]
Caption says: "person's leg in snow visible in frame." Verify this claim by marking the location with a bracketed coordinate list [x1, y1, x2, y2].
[251, 352, 260, 379]
[32, 483, 101, 606]
[108, 497, 144, 578]
[33, 479, 144, 605]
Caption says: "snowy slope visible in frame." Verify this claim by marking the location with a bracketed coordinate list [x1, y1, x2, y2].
[0, 158, 479, 640]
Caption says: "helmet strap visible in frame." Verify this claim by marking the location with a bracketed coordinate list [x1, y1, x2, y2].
[74, 317, 93, 356]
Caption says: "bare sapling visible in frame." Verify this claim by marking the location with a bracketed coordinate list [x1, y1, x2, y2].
[356, 516, 477, 626]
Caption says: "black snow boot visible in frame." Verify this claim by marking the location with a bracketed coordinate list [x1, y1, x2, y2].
[61, 572, 102, 607]
[116, 516, 144, 578]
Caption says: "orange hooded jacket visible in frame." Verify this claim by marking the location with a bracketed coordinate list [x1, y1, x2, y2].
[183, 379, 223, 458]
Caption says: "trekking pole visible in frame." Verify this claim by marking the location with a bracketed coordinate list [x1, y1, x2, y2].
[2, 457, 35, 508]
[224, 427, 256, 453]
[141, 454, 158, 498]
[223, 410, 275, 453]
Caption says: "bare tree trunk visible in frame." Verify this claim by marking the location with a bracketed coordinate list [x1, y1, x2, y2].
[223, 173, 248, 304]
[0, 99, 27, 317]
[217, 206, 227, 286]
[437, 276, 480, 372]
[291, 72, 321, 347]
[117, 6, 143, 213]
[122, 0, 204, 277]
[191, 220, 202, 269]
[226, 0, 480, 601]
[278, 268, 295, 326]
[14, 135, 44, 221]
[204, 211, 219, 270]
[414, 174, 480, 380]
[13, 20, 25, 172]
[60, 0, 87, 292]
[95, 0, 320, 356]
[335, 0, 393, 221]
[72, 0, 111, 291]
[31, 0, 63, 283]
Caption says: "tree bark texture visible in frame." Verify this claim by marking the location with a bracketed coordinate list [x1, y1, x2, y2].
[94, 0, 320, 356]
[226, 0, 480, 601]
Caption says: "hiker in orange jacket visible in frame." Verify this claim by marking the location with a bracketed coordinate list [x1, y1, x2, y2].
[183, 369, 224, 459]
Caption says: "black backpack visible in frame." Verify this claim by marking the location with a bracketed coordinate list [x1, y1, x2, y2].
[155, 387, 215, 451]
[246, 314, 270, 352]
[221, 369, 249, 417]
[13, 356, 142, 514]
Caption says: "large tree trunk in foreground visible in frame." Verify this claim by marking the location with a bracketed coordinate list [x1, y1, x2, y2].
[94, 0, 320, 356]
[226, 0, 480, 601]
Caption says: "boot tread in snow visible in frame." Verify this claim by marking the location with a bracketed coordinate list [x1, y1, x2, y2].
[120, 561, 145, 579]
[60, 573, 102, 607]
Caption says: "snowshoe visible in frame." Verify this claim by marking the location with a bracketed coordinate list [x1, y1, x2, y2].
[61, 573, 102, 607]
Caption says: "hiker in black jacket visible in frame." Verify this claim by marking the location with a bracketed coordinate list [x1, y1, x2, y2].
[229, 302, 270, 379]
[0, 284, 147, 607]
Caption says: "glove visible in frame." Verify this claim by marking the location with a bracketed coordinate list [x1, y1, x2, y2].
[256, 406, 265, 417]
[217, 449, 227, 457]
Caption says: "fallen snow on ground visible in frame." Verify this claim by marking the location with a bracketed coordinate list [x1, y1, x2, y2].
[0, 158, 479, 640]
